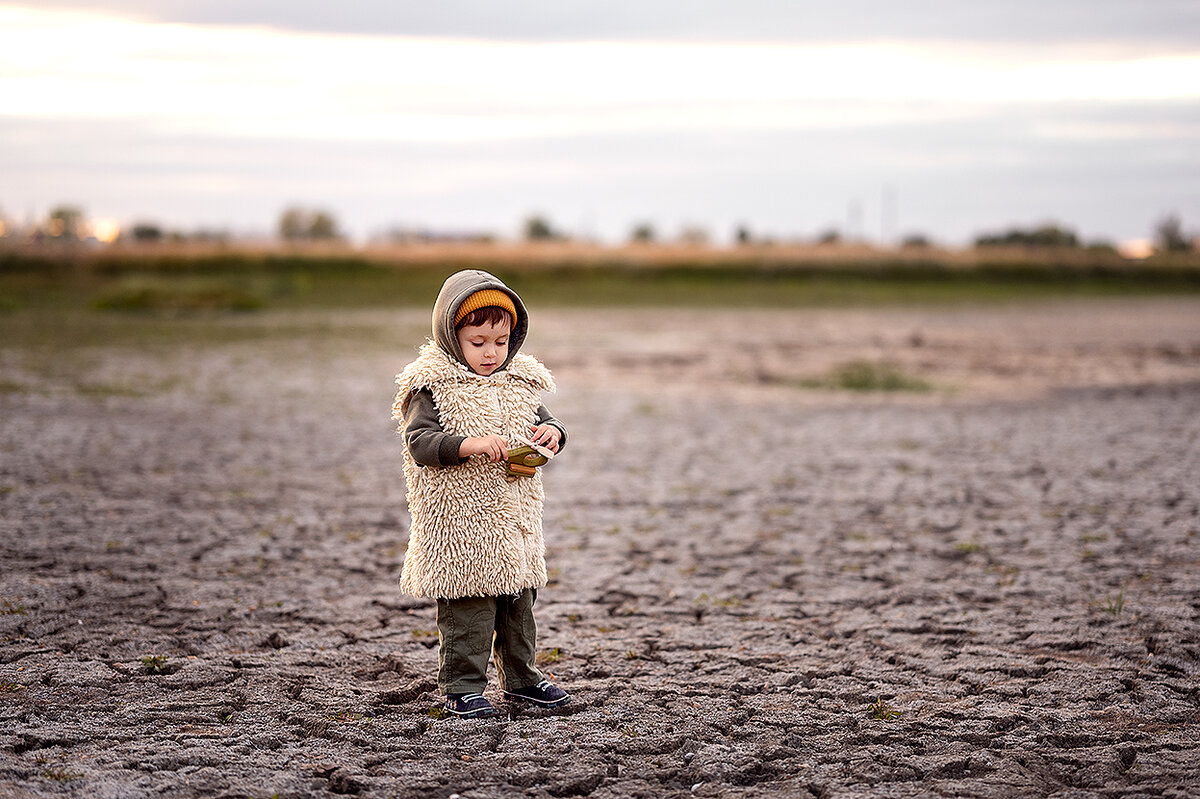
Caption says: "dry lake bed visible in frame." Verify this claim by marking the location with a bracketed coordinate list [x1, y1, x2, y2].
[2, 297, 1199, 798]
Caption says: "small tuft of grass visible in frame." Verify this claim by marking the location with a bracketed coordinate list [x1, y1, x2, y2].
[426, 707, 449, 720]
[800, 360, 933, 392]
[1104, 588, 1125, 616]
[868, 698, 902, 721]
[0, 681, 25, 692]
[696, 592, 744, 608]
[535, 647, 563, 665]
[141, 654, 170, 674]
[40, 765, 82, 782]
[1, 598, 27, 615]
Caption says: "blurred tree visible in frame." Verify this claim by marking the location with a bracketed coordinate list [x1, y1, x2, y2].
[1154, 214, 1192, 253]
[1030, 224, 1079, 248]
[524, 215, 558, 241]
[901, 233, 932, 249]
[735, 225, 752, 245]
[279, 208, 307, 241]
[309, 211, 339, 240]
[47, 205, 85, 241]
[1084, 239, 1118, 254]
[975, 223, 1079, 248]
[279, 207, 341, 241]
[630, 222, 656, 244]
[130, 222, 164, 243]
[816, 228, 842, 245]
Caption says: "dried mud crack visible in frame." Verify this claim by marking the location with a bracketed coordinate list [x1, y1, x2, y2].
[2, 300, 1199, 798]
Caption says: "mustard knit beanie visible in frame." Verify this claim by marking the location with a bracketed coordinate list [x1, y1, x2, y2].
[454, 289, 517, 327]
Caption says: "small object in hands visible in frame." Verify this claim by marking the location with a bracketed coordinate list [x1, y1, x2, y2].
[505, 437, 554, 479]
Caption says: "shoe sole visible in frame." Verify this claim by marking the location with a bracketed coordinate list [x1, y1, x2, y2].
[445, 707, 500, 719]
[504, 693, 571, 708]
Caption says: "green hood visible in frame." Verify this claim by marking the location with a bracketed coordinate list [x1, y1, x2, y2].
[431, 270, 529, 371]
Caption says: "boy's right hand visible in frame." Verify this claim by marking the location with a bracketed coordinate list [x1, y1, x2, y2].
[459, 435, 509, 463]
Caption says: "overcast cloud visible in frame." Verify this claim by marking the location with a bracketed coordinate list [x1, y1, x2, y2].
[32, 0, 1200, 47]
[2, 2, 1198, 246]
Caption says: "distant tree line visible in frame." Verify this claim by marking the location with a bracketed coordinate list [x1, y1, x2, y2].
[2, 204, 1196, 255]
[974, 223, 1082, 249]
[278, 206, 341, 242]
[972, 216, 1197, 255]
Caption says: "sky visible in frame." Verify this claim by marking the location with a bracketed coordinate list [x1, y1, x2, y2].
[2, 1, 1199, 247]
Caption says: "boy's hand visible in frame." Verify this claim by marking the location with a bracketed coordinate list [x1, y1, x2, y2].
[460, 435, 509, 463]
[529, 424, 561, 453]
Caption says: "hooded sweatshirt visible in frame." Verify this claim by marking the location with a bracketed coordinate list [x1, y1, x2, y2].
[392, 270, 565, 599]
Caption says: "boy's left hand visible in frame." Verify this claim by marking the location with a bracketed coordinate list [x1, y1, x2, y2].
[529, 424, 561, 453]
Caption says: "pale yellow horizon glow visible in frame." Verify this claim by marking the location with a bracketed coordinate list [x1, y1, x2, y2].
[1, 4, 1198, 144]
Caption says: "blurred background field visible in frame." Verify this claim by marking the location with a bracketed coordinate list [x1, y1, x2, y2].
[4, 244, 1200, 319]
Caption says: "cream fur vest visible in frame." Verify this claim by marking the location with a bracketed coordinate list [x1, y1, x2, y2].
[393, 342, 555, 599]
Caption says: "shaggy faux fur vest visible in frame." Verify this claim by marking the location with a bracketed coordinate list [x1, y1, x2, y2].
[393, 342, 555, 599]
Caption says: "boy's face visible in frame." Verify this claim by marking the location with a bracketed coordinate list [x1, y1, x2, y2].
[455, 315, 510, 376]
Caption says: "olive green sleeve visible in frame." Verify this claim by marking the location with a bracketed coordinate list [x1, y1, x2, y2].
[403, 389, 466, 467]
[535, 404, 568, 451]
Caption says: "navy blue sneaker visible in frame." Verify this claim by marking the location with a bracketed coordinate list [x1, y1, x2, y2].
[444, 692, 500, 719]
[504, 680, 571, 708]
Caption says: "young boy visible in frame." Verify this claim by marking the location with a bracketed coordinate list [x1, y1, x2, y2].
[392, 270, 570, 719]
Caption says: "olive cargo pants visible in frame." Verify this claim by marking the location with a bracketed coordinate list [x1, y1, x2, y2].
[436, 588, 543, 696]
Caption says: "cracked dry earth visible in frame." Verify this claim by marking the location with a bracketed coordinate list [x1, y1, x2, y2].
[2, 297, 1199, 799]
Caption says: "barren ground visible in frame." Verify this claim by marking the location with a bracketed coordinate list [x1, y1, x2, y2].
[2, 297, 1199, 798]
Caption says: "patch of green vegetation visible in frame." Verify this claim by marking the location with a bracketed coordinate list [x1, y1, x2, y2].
[798, 360, 933, 392]
[868, 698, 902, 721]
[0, 681, 25, 692]
[697, 592, 745, 608]
[535, 647, 564, 665]
[1, 599, 26, 615]
[1104, 588, 1126, 616]
[141, 654, 170, 674]
[5, 249, 1200, 314]
[426, 707, 449, 720]
[953, 540, 984, 555]
[39, 765, 82, 782]
[93, 278, 266, 312]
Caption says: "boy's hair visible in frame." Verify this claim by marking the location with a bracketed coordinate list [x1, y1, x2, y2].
[455, 305, 512, 331]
